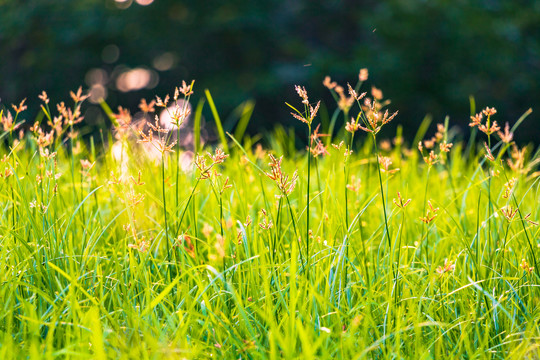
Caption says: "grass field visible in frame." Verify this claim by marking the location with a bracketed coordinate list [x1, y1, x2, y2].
[0, 75, 539, 359]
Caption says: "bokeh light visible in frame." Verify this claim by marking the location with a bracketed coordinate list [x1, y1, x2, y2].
[115, 68, 158, 92]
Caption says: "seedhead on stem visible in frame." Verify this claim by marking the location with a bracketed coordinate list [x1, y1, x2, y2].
[265, 154, 299, 196]
[419, 200, 439, 224]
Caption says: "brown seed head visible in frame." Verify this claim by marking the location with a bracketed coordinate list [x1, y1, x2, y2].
[38, 91, 49, 104]
[323, 76, 337, 90]
[497, 122, 513, 144]
[359, 68, 369, 82]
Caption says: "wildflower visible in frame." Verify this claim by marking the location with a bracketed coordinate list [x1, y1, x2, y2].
[423, 138, 436, 149]
[155, 94, 170, 108]
[470, 108, 500, 135]
[439, 141, 453, 153]
[129, 170, 145, 186]
[295, 85, 309, 105]
[309, 124, 329, 157]
[195, 148, 229, 180]
[323, 76, 337, 90]
[336, 87, 355, 112]
[507, 144, 526, 172]
[12, 99, 27, 114]
[345, 119, 360, 133]
[379, 139, 392, 152]
[520, 259, 534, 275]
[70, 86, 90, 103]
[435, 123, 446, 142]
[38, 91, 49, 104]
[523, 213, 539, 226]
[39, 146, 56, 159]
[436, 259, 455, 275]
[497, 122, 513, 143]
[359, 68, 369, 82]
[357, 103, 398, 135]
[161, 101, 191, 129]
[371, 86, 383, 100]
[139, 98, 156, 113]
[469, 113, 483, 127]
[378, 156, 399, 174]
[209, 148, 229, 164]
[500, 205, 518, 222]
[420, 200, 439, 224]
[266, 154, 298, 195]
[220, 177, 233, 193]
[483, 107, 497, 117]
[393, 192, 411, 209]
[347, 83, 366, 101]
[259, 209, 273, 230]
[138, 115, 177, 155]
[310, 141, 329, 157]
[422, 150, 438, 167]
[332, 141, 345, 150]
[177, 80, 194, 97]
[126, 189, 145, 208]
[108, 172, 123, 186]
[502, 178, 516, 199]
[1, 111, 17, 132]
[500, 206, 537, 225]
[128, 238, 150, 253]
[259, 217, 273, 230]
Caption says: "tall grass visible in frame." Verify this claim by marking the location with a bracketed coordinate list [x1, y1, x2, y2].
[0, 74, 539, 359]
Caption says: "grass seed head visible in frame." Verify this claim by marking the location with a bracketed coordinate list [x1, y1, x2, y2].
[520, 258, 534, 274]
[393, 191, 411, 209]
[38, 91, 49, 104]
[436, 258, 455, 275]
[497, 122, 513, 143]
[503, 178, 517, 199]
[420, 200, 439, 223]
[359, 68, 369, 82]
[323, 76, 337, 90]
[139, 98, 156, 113]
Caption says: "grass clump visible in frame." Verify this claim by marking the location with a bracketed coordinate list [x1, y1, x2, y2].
[0, 70, 539, 359]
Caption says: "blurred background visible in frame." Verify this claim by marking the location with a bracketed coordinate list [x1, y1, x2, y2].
[1, 0, 539, 145]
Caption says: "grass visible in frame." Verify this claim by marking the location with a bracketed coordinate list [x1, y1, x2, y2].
[0, 75, 539, 359]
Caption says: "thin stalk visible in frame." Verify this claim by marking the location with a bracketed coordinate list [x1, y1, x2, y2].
[421, 166, 431, 263]
[284, 194, 304, 266]
[220, 195, 226, 284]
[358, 216, 371, 288]
[174, 177, 202, 238]
[306, 124, 312, 280]
[343, 126, 354, 291]
[69, 124, 77, 205]
[176, 136, 180, 232]
[273, 197, 283, 265]
[161, 153, 171, 278]
[373, 134, 395, 280]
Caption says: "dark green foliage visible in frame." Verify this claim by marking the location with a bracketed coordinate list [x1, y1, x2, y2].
[1, 0, 539, 142]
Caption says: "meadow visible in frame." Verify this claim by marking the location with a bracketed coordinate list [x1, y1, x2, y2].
[0, 71, 539, 359]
